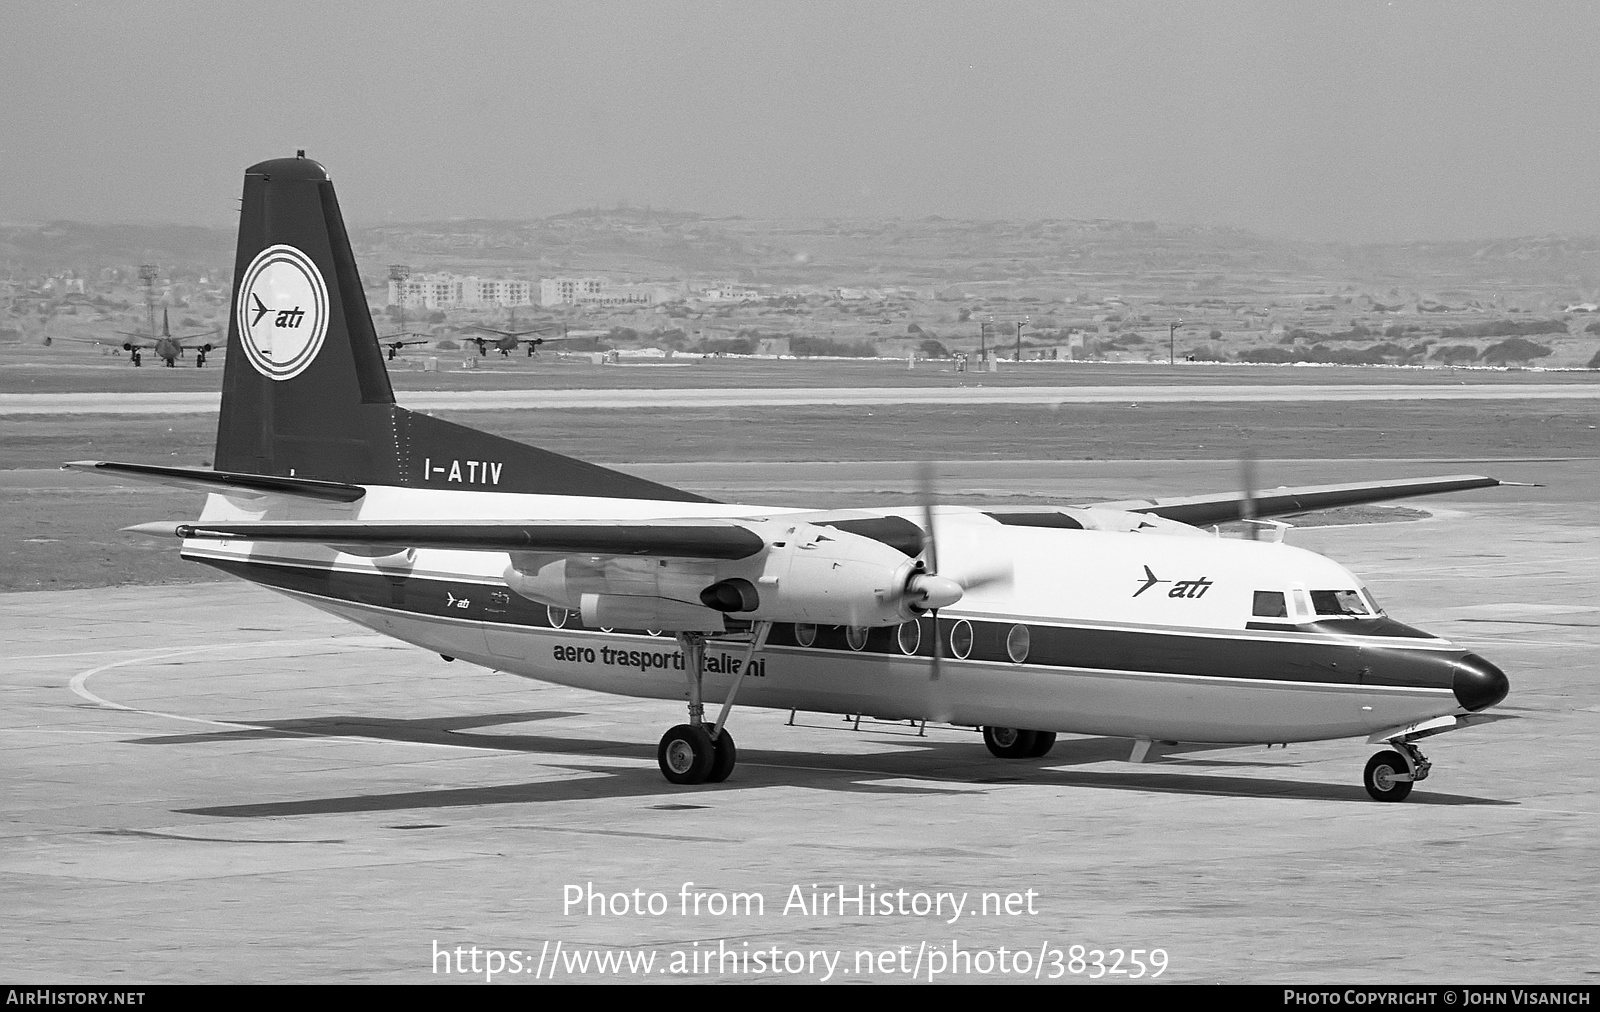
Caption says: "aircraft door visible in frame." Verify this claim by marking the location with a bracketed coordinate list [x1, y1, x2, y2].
[483, 588, 527, 661]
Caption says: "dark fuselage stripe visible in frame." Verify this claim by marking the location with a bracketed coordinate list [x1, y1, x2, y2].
[198, 556, 1462, 693]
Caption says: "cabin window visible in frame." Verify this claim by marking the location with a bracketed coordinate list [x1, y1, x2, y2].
[1311, 590, 1374, 618]
[794, 623, 817, 647]
[897, 621, 921, 655]
[1006, 623, 1031, 664]
[1252, 591, 1288, 618]
[547, 605, 570, 628]
[949, 619, 974, 659]
[845, 625, 869, 651]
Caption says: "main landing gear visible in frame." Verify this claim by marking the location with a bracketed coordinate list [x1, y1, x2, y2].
[1363, 740, 1431, 802]
[657, 622, 771, 785]
[982, 726, 1057, 759]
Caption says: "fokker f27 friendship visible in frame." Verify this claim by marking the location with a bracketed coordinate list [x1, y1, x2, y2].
[76, 155, 1512, 801]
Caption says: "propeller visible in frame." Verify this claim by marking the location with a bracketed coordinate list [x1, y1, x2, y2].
[1239, 449, 1259, 540]
[908, 462, 1012, 678]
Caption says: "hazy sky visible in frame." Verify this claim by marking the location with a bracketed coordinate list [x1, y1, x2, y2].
[3, 0, 1597, 241]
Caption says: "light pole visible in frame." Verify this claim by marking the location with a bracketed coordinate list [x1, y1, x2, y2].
[139, 264, 159, 336]
[388, 265, 411, 334]
[1169, 319, 1183, 365]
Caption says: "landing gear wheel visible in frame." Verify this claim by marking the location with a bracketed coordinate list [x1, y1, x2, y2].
[1364, 750, 1414, 802]
[1026, 731, 1057, 758]
[658, 724, 715, 785]
[983, 726, 1040, 759]
[705, 728, 737, 784]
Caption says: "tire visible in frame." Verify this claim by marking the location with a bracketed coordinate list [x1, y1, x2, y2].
[705, 727, 737, 784]
[1364, 750, 1414, 802]
[658, 724, 715, 785]
[1026, 731, 1057, 758]
[983, 726, 1040, 759]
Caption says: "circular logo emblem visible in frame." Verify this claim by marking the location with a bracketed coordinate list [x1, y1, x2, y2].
[235, 244, 330, 381]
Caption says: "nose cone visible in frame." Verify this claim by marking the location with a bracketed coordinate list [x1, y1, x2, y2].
[1453, 653, 1510, 711]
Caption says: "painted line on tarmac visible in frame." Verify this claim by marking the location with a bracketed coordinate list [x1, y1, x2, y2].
[66, 637, 506, 752]
[5, 383, 1600, 415]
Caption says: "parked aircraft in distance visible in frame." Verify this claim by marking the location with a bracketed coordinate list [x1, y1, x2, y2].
[79, 155, 1512, 801]
[470, 311, 576, 356]
[378, 332, 431, 360]
[49, 308, 219, 367]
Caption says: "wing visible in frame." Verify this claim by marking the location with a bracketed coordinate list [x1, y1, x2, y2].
[470, 325, 541, 338]
[129, 518, 766, 559]
[1088, 474, 1508, 527]
[53, 335, 132, 348]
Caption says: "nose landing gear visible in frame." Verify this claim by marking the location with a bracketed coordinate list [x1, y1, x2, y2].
[1364, 740, 1431, 802]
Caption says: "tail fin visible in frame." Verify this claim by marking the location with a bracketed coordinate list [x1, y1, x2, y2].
[214, 154, 706, 503]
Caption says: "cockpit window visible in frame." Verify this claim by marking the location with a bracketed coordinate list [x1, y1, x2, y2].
[1310, 590, 1374, 618]
[1252, 591, 1288, 618]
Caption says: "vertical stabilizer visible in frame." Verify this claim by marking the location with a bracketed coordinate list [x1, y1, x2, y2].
[213, 154, 706, 502]
[214, 155, 395, 479]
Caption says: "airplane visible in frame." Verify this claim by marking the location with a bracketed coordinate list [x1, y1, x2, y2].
[71, 154, 1512, 801]
[49, 308, 220, 367]
[120, 307, 220, 367]
[469, 311, 572, 357]
[378, 331, 431, 361]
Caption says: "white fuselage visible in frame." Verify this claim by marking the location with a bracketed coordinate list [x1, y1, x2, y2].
[183, 486, 1472, 744]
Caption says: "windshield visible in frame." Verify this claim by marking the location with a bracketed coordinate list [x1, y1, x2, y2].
[1310, 589, 1375, 618]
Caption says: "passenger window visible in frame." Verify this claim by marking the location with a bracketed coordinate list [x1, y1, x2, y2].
[1252, 591, 1288, 618]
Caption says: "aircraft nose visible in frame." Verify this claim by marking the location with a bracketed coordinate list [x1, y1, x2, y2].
[1453, 653, 1509, 711]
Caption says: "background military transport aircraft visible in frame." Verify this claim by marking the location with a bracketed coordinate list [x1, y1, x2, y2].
[469, 312, 577, 357]
[50, 307, 220, 367]
[73, 155, 1511, 800]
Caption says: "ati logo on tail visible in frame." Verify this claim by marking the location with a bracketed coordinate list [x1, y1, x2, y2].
[1134, 565, 1214, 599]
[236, 244, 329, 381]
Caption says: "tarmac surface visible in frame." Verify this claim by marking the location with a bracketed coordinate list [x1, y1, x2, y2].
[3, 459, 1597, 984]
[3, 381, 1600, 415]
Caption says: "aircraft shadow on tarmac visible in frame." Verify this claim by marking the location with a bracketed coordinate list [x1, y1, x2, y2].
[123, 709, 1514, 815]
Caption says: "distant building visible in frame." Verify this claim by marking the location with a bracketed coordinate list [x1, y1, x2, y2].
[700, 284, 762, 303]
[42, 275, 86, 295]
[540, 277, 669, 307]
[390, 273, 532, 310]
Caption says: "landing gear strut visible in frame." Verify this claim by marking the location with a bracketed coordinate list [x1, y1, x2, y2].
[656, 622, 770, 785]
[1364, 740, 1431, 802]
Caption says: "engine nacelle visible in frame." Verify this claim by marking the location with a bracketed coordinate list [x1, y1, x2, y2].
[729, 519, 933, 627]
[578, 593, 725, 633]
[505, 555, 719, 607]
[502, 518, 948, 631]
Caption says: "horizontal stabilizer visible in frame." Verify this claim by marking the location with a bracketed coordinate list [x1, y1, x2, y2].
[65, 461, 366, 503]
[1092, 474, 1502, 527]
[163, 519, 767, 559]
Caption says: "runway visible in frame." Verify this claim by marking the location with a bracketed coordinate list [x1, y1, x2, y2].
[3, 381, 1600, 415]
[3, 464, 1597, 983]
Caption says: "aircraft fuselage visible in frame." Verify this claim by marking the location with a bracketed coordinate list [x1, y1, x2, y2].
[182, 486, 1503, 746]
